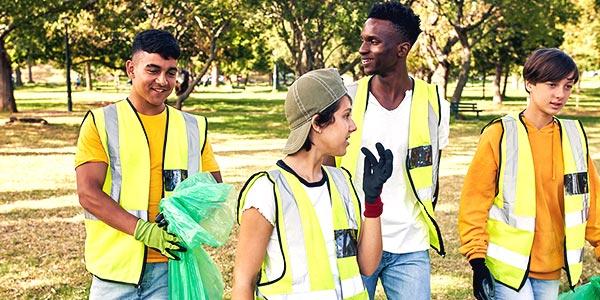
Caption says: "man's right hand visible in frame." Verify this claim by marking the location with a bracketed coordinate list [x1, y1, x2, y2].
[133, 219, 186, 260]
[470, 258, 495, 300]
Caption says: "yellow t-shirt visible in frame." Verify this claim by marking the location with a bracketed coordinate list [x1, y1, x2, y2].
[75, 108, 220, 262]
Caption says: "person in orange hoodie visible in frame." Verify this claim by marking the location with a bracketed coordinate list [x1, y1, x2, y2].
[459, 48, 600, 300]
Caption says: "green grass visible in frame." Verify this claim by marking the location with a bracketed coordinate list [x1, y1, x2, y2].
[2, 78, 600, 299]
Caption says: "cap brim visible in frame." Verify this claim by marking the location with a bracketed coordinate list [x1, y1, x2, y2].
[282, 121, 312, 155]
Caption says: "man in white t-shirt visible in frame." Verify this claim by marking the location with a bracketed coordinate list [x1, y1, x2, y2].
[332, 2, 450, 299]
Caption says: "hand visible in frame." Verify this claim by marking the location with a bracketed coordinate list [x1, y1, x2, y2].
[155, 212, 168, 228]
[470, 258, 495, 300]
[133, 219, 186, 260]
[361, 142, 393, 203]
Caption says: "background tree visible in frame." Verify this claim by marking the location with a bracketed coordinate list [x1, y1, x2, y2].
[0, 0, 93, 112]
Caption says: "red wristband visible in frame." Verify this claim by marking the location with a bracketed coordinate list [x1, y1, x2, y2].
[363, 196, 383, 218]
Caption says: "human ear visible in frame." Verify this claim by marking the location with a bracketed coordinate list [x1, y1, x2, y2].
[397, 41, 411, 58]
[311, 115, 322, 134]
[125, 60, 135, 79]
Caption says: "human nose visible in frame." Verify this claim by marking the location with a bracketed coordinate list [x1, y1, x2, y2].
[359, 41, 369, 55]
[349, 117, 357, 133]
[156, 72, 167, 86]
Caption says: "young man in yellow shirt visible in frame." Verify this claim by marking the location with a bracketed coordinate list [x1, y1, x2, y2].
[75, 29, 221, 299]
[459, 48, 600, 300]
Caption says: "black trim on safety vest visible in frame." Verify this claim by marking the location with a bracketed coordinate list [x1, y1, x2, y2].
[276, 160, 328, 187]
[236, 171, 267, 225]
[201, 116, 208, 155]
[125, 98, 151, 146]
[492, 258, 531, 292]
[405, 158, 445, 256]
[341, 167, 362, 216]
[81, 110, 94, 128]
[563, 239, 576, 290]
[435, 85, 441, 127]
[160, 107, 170, 198]
[257, 172, 287, 287]
[236, 170, 287, 288]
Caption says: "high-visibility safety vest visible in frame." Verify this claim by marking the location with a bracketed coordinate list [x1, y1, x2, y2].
[82, 99, 207, 284]
[238, 166, 368, 299]
[484, 113, 589, 291]
[337, 76, 445, 255]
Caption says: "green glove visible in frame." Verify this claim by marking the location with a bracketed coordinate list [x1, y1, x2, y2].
[133, 219, 186, 260]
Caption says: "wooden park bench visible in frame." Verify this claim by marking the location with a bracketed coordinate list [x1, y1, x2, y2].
[450, 102, 483, 119]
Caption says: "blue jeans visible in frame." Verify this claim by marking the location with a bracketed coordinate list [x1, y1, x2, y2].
[362, 250, 430, 300]
[494, 278, 560, 300]
[89, 262, 168, 300]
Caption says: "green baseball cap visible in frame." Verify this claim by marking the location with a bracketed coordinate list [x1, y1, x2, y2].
[283, 68, 347, 154]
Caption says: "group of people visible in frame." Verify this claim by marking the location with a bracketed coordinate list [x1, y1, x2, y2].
[75, 1, 600, 300]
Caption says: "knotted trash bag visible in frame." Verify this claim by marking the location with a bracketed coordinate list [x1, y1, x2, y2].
[559, 276, 600, 300]
[159, 172, 235, 300]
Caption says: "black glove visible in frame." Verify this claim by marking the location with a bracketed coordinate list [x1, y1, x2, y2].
[470, 258, 495, 300]
[155, 212, 168, 229]
[361, 142, 393, 203]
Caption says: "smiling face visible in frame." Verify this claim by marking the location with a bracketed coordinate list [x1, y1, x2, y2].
[313, 95, 356, 157]
[526, 74, 575, 117]
[359, 18, 408, 76]
[126, 51, 178, 115]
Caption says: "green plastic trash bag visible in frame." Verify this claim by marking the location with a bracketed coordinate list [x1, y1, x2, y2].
[159, 172, 235, 300]
[559, 276, 600, 300]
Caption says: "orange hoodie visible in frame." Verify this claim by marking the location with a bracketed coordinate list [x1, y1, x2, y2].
[459, 115, 600, 280]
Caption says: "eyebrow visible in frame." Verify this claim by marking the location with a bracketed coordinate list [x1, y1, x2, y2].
[145, 64, 178, 72]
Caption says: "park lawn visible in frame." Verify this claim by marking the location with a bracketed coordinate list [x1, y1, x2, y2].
[1, 80, 600, 299]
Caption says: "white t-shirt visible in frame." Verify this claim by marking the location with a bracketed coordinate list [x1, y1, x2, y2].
[352, 89, 450, 254]
[241, 162, 343, 299]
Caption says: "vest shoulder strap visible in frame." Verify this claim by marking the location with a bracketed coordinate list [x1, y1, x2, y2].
[237, 171, 270, 224]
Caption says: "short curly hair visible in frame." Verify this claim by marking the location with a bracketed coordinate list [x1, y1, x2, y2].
[368, 1, 422, 45]
[131, 29, 180, 60]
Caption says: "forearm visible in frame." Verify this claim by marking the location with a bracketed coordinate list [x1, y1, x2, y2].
[78, 188, 139, 235]
[231, 278, 257, 300]
[357, 217, 382, 276]
[76, 162, 138, 235]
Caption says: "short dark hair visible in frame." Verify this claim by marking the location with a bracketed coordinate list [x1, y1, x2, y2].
[300, 98, 343, 152]
[523, 48, 579, 92]
[131, 29, 181, 60]
[368, 1, 422, 45]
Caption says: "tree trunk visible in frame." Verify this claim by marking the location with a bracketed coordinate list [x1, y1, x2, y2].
[451, 44, 471, 104]
[431, 62, 449, 100]
[502, 64, 510, 98]
[482, 69, 486, 99]
[85, 61, 93, 91]
[210, 61, 219, 87]
[492, 62, 502, 104]
[272, 63, 278, 92]
[27, 56, 34, 83]
[14, 66, 23, 87]
[0, 40, 17, 112]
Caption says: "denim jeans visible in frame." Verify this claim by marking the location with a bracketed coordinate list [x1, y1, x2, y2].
[494, 278, 560, 300]
[89, 262, 168, 300]
[362, 250, 430, 300]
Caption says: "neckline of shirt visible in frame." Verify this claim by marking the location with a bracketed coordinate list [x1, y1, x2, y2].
[276, 159, 328, 187]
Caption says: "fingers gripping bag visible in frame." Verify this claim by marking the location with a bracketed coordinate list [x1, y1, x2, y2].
[559, 276, 600, 300]
[159, 172, 236, 300]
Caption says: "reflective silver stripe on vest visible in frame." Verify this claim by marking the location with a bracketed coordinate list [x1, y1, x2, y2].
[182, 113, 200, 175]
[429, 103, 440, 202]
[267, 169, 309, 287]
[563, 120, 589, 222]
[84, 209, 148, 221]
[499, 116, 519, 218]
[325, 167, 359, 230]
[489, 204, 535, 231]
[104, 104, 122, 203]
[567, 248, 583, 264]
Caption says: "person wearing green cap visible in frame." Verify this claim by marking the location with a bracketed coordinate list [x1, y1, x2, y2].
[232, 68, 393, 299]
